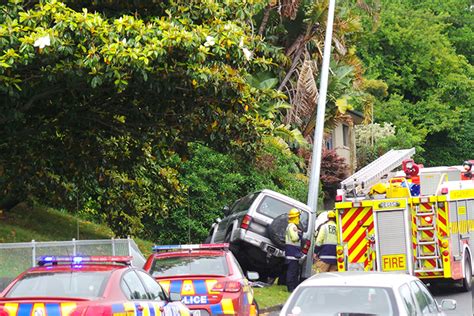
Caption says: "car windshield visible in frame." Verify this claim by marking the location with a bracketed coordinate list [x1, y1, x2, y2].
[150, 255, 228, 277]
[284, 286, 397, 316]
[6, 271, 111, 298]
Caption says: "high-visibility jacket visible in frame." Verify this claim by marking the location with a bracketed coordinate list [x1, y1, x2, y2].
[285, 222, 302, 259]
[314, 219, 337, 264]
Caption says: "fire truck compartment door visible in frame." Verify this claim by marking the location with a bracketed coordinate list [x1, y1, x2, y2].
[374, 205, 412, 274]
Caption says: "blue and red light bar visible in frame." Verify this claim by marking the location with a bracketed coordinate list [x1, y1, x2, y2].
[152, 243, 229, 252]
[37, 255, 133, 266]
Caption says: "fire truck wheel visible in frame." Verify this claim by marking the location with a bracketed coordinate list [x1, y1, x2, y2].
[461, 256, 472, 292]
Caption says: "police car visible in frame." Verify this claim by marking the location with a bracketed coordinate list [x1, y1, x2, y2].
[143, 244, 259, 316]
[0, 256, 190, 316]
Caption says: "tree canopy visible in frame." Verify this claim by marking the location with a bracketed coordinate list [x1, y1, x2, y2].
[358, 0, 474, 164]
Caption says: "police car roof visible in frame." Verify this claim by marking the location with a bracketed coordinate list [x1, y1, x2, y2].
[302, 272, 418, 288]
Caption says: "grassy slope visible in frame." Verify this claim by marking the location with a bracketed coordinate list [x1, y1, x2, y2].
[0, 203, 289, 307]
[0, 202, 153, 254]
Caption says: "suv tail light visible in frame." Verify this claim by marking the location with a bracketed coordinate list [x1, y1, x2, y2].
[211, 281, 242, 293]
[240, 215, 252, 230]
[302, 239, 311, 254]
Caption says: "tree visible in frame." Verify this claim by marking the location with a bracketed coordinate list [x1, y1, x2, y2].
[0, 0, 286, 236]
[358, 1, 474, 164]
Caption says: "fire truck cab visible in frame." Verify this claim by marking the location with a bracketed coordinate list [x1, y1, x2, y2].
[334, 148, 474, 291]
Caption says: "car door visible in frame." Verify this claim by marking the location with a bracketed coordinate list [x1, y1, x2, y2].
[398, 283, 418, 316]
[135, 270, 185, 315]
[121, 270, 155, 313]
[409, 280, 441, 315]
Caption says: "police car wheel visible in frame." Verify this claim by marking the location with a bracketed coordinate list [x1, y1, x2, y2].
[253, 299, 260, 315]
[461, 257, 472, 292]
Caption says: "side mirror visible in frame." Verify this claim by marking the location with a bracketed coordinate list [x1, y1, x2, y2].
[169, 292, 182, 302]
[247, 271, 259, 281]
[440, 299, 456, 311]
[223, 206, 230, 216]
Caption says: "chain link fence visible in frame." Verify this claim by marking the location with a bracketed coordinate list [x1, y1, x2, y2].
[0, 238, 146, 291]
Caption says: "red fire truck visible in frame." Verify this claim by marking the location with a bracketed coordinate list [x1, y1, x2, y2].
[334, 149, 474, 291]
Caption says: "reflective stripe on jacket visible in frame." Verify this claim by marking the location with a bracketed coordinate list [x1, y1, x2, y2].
[314, 220, 337, 264]
[285, 223, 302, 258]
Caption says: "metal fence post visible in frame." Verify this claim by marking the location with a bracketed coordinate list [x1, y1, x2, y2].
[72, 238, 77, 256]
[111, 237, 116, 256]
[127, 236, 132, 256]
[31, 240, 36, 267]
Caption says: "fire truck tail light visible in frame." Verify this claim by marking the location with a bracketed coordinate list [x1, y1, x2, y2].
[441, 187, 449, 195]
[337, 248, 343, 256]
[441, 240, 449, 248]
[240, 215, 252, 230]
[302, 239, 311, 254]
[424, 216, 432, 223]
[337, 257, 344, 263]
[335, 195, 343, 202]
[442, 250, 449, 256]
[420, 197, 429, 203]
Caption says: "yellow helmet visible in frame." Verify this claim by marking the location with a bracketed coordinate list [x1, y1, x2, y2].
[327, 210, 336, 219]
[288, 208, 300, 219]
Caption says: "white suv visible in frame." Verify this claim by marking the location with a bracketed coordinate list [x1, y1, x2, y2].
[209, 189, 315, 281]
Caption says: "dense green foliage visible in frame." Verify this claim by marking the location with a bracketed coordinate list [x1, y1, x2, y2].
[150, 140, 308, 243]
[358, 0, 474, 164]
[0, 0, 290, 237]
[2, 0, 471, 242]
[0, 0, 361, 240]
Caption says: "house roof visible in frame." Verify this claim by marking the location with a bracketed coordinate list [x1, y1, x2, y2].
[347, 109, 364, 125]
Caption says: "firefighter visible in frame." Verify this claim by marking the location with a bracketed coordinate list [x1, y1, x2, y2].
[285, 208, 303, 292]
[462, 161, 473, 180]
[313, 210, 337, 273]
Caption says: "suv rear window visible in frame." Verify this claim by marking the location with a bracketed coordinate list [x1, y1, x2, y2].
[257, 196, 309, 231]
[6, 271, 111, 298]
[230, 193, 258, 214]
[150, 255, 228, 277]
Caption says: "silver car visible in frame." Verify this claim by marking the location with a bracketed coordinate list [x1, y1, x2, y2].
[280, 272, 456, 316]
[209, 189, 315, 281]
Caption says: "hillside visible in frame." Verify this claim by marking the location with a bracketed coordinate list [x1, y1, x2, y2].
[0, 202, 153, 254]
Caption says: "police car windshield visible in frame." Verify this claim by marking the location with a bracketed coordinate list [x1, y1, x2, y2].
[151, 255, 228, 277]
[285, 286, 397, 316]
[6, 271, 111, 298]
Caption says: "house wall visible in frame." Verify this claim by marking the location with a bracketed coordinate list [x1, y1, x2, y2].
[332, 123, 356, 174]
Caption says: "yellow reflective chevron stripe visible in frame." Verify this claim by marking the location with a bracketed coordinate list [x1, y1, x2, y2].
[205, 279, 218, 294]
[181, 280, 195, 295]
[221, 298, 234, 314]
[3, 303, 18, 316]
[32, 303, 46, 316]
[159, 280, 171, 293]
[123, 301, 136, 314]
[60, 302, 77, 316]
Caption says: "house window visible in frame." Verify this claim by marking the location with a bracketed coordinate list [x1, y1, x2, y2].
[342, 124, 350, 147]
[325, 134, 333, 150]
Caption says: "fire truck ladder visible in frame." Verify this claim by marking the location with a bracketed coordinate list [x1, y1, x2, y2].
[341, 148, 416, 195]
[413, 204, 443, 273]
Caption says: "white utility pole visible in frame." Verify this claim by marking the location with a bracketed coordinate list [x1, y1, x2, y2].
[307, 0, 336, 211]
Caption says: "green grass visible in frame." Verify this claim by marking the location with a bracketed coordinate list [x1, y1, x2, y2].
[253, 285, 290, 309]
[0, 202, 154, 255]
